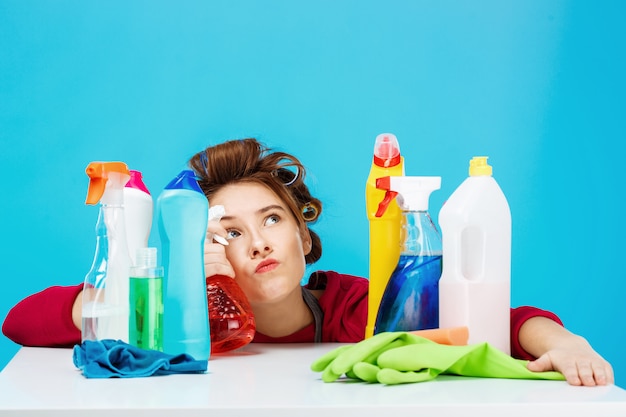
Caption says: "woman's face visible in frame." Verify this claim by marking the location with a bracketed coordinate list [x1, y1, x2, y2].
[211, 182, 312, 305]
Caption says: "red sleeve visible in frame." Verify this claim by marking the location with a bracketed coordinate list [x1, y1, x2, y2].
[312, 271, 368, 343]
[2, 284, 83, 347]
[252, 271, 368, 344]
[510, 305, 564, 360]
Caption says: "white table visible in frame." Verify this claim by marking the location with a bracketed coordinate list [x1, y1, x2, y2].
[1, 343, 626, 416]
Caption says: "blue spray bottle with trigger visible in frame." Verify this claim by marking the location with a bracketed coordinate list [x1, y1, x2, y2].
[373, 175, 442, 334]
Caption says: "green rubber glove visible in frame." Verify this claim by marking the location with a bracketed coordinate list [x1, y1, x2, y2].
[373, 342, 564, 384]
[311, 332, 565, 385]
[310, 332, 434, 382]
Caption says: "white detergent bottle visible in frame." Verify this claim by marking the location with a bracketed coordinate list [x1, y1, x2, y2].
[438, 156, 511, 354]
[124, 170, 153, 266]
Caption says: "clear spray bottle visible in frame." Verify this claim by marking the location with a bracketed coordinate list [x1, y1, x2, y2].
[82, 161, 132, 342]
[373, 175, 442, 333]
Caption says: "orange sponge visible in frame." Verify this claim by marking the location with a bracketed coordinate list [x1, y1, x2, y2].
[409, 326, 469, 346]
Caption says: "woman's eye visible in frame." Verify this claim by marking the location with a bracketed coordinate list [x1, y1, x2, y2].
[265, 214, 280, 226]
[226, 230, 240, 240]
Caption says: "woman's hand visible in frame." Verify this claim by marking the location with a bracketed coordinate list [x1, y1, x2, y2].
[204, 220, 235, 279]
[519, 317, 614, 386]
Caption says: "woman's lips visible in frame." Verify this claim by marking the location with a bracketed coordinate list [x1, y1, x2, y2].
[256, 259, 279, 273]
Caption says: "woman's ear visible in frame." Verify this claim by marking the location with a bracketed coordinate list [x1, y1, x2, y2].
[301, 229, 313, 256]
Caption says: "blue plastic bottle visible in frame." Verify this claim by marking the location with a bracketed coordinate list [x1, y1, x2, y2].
[157, 170, 211, 360]
[374, 175, 442, 333]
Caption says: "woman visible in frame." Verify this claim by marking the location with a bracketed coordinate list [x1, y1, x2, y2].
[2, 138, 614, 386]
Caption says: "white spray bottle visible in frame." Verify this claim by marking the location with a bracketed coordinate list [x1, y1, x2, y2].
[82, 161, 132, 342]
[373, 175, 442, 333]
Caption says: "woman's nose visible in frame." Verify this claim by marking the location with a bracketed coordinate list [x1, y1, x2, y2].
[249, 232, 272, 258]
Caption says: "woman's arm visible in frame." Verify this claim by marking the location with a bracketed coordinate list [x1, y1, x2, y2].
[72, 289, 83, 331]
[519, 316, 614, 386]
[2, 284, 83, 347]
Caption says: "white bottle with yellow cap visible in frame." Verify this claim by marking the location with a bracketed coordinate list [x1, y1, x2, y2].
[438, 156, 511, 354]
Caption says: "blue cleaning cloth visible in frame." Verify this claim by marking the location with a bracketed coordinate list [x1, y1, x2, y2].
[73, 339, 208, 378]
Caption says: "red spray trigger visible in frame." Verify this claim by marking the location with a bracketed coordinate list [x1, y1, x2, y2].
[375, 176, 398, 217]
[376, 191, 398, 217]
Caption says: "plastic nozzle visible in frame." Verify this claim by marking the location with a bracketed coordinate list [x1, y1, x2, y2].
[85, 161, 131, 205]
[373, 133, 401, 168]
[165, 170, 204, 193]
[126, 170, 151, 195]
[207, 205, 229, 246]
[469, 156, 493, 177]
[375, 175, 441, 214]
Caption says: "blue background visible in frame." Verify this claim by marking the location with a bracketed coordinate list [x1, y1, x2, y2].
[1, 1, 625, 385]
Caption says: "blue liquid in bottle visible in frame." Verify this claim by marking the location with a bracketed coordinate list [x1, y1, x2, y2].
[374, 206, 442, 333]
[375, 254, 442, 332]
[157, 170, 211, 360]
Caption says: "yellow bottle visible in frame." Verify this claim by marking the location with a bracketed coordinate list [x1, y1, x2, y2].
[364, 133, 405, 338]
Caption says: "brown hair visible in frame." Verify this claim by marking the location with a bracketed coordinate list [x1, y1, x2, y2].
[188, 138, 322, 264]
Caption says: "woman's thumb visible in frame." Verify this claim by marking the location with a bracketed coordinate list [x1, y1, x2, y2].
[526, 354, 552, 373]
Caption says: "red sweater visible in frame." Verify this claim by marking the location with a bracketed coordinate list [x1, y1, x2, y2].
[2, 271, 562, 360]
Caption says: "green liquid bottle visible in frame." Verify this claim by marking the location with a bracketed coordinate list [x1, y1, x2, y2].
[129, 247, 164, 351]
